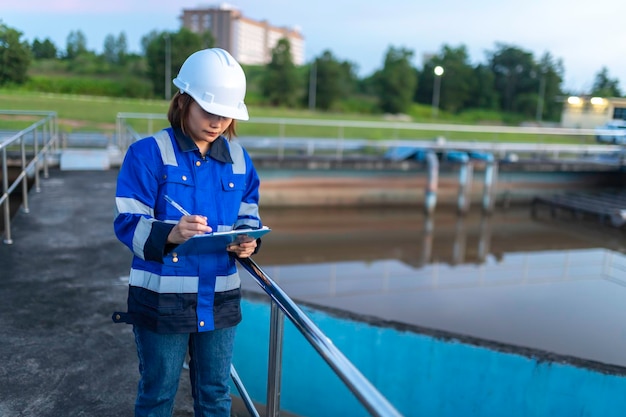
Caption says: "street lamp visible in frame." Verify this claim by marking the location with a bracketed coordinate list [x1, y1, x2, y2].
[432, 65, 444, 118]
[164, 33, 171, 100]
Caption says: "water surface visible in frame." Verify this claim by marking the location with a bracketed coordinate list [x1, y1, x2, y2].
[246, 206, 626, 368]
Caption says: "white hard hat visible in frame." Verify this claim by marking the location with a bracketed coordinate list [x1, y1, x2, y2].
[173, 48, 249, 120]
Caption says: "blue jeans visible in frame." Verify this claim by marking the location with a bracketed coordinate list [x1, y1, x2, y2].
[133, 325, 236, 417]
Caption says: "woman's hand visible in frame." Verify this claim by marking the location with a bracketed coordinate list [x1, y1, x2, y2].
[227, 238, 257, 258]
[167, 215, 212, 244]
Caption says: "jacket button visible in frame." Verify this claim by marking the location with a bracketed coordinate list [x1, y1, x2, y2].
[182, 175, 187, 181]
[196, 161, 201, 167]
[163, 175, 167, 179]
[115, 314, 121, 320]
[199, 321, 205, 327]
[172, 257, 178, 263]
[228, 182, 234, 188]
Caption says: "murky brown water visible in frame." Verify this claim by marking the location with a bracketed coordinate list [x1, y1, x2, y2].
[243, 206, 626, 369]
[254, 205, 626, 267]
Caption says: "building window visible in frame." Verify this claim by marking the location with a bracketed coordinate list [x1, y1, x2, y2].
[613, 107, 626, 120]
[203, 14, 211, 29]
[191, 14, 199, 32]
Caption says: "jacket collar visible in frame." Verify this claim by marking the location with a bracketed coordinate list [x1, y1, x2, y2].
[172, 127, 233, 164]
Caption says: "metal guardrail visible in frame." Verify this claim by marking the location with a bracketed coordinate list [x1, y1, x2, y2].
[116, 112, 624, 162]
[0, 111, 58, 244]
[237, 257, 403, 417]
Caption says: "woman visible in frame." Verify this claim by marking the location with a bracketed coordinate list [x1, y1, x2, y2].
[113, 48, 261, 417]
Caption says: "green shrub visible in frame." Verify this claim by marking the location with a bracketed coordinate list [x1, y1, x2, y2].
[22, 75, 154, 99]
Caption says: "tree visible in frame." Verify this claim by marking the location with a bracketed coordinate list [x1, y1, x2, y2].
[0, 22, 31, 85]
[103, 32, 128, 65]
[467, 64, 498, 110]
[31, 37, 57, 59]
[374, 46, 416, 114]
[487, 44, 537, 113]
[534, 52, 564, 121]
[591, 67, 621, 98]
[65, 30, 88, 60]
[309, 50, 357, 111]
[143, 28, 205, 98]
[262, 38, 300, 107]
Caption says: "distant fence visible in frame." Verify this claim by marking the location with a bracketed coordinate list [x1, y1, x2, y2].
[116, 112, 623, 162]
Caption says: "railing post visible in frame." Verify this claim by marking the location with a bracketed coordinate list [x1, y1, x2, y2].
[33, 128, 41, 193]
[42, 123, 50, 179]
[20, 136, 29, 214]
[2, 148, 12, 244]
[266, 302, 285, 417]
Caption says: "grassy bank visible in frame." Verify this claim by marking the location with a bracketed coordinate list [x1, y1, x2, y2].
[0, 89, 592, 144]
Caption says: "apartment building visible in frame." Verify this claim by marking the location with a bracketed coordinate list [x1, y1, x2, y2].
[180, 4, 305, 66]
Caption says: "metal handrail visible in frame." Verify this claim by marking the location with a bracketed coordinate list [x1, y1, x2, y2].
[237, 257, 403, 417]
[116, 112, 623, 162]
[0, 111, 58, 244]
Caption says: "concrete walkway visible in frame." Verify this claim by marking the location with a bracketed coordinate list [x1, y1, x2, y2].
[0, 169, 251, 416]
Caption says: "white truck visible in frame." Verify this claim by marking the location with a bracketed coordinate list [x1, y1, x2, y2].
[595, 120, 626, 144]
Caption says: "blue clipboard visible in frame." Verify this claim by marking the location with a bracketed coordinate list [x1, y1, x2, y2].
[176, 226, 271, 255]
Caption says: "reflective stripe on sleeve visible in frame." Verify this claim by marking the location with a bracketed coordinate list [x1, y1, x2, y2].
[116, 197, 154, 216]
[132, 217, 156, 260]
[234, 218, 261, 229]
[238, 201, 259, 219]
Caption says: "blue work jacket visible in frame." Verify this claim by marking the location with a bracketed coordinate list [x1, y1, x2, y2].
[112, 127, 262, 333]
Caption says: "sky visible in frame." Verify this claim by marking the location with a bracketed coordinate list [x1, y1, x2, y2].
[3, 0, 626, 94]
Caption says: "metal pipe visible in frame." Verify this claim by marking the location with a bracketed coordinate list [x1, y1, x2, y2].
[237, 257, 402, 417]
[468, 152, 497, 214]
[424, 151, 438, 215]
[458, 162, 473, 214]
[230, 365, 261, 417]
[482, 161, 498, 214]
[266, 302, 284, 417]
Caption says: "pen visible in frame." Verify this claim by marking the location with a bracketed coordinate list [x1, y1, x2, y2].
[164, 195, 191, 216]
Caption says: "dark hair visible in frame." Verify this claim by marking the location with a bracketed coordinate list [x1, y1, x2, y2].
[167, 92, 237, 140]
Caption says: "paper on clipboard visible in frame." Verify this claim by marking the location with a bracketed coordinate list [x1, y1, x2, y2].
[176, 226, 271, 255]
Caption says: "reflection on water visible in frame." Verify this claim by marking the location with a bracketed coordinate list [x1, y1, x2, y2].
[247, 206, 626, 368]
[255, 206, 626, 267]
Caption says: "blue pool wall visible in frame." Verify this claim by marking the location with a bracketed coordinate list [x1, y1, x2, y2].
[232, 298, 626, 417]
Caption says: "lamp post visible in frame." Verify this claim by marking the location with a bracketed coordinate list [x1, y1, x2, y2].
[308, 61, 317, 111]
[432, 65, 444, 118]
[164, 33, 171, 100]
[536, 72, 546, 122]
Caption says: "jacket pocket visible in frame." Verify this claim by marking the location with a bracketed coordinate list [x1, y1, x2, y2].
[158, 166, 195, 219]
